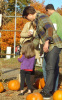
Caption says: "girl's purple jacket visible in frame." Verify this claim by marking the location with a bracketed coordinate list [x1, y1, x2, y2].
[18, 55, 35, 70]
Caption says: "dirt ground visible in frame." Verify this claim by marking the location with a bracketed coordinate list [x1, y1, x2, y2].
[0, 51, 62, 100]
[0, 69, 62, 100]
[0, 86, 54, 100]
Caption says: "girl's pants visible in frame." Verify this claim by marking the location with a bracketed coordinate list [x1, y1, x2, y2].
[20, 70, 31, 90]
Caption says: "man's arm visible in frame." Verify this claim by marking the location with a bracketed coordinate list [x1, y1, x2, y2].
[38, 15, 53, 44]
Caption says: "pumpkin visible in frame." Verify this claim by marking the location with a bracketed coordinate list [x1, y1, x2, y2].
[0, 82, 4, 93]
[53, 90, 62, 100]
[35, 78, 45, 89]
[26, 92, 43, 100]
[41, 78, 45, 88]
[8, 80, 20, 91]
[59, 85, 62, 89]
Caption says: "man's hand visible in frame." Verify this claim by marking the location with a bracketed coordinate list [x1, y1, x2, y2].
[43, 40, 49, 53]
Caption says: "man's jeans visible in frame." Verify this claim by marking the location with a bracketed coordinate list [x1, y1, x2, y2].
[42, 58, 59, 92]
[42, 46, 61, 93]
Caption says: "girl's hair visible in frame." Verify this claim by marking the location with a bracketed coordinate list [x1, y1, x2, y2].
[21, 40, 35, 58]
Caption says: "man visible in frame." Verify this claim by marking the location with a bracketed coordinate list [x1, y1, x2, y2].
[45, 4, 62, 40]
[42, 4, 62, 92]
[22, 6, 62, 99]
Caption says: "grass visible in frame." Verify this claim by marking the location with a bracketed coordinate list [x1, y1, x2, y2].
[0, 51, 62, 71]
[0, 55, 20, 68]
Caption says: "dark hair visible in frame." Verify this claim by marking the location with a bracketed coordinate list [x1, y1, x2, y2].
[22, 6, 36, 18]
[45, 4, 55, 11]
[21, 40, 35, 58]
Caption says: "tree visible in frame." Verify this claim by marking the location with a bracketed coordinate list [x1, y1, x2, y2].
[30, 0, 46, 13]
[0, 0, 31, 25]
[1, 17, 28, 51]
[5, 0, 31, 15]
[0, 0, 6, 14]
[56, 6, 62, 16]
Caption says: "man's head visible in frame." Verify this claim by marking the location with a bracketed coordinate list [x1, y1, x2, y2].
[22, 6, 36, 21]
[45, 4, 55, 15]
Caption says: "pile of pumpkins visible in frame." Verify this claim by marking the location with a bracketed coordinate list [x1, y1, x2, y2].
[0, 78, 62, 100]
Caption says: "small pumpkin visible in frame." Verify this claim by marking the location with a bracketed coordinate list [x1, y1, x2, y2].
[26, 92, 43, 100]
[8, 80, 20, 91]
[35, 78, 45, 89]
[53, 90, 62, 100]
[59, 85, 62, 89]
[0, 82, 4, 93]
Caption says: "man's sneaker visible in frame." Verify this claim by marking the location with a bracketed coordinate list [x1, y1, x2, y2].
[40, 91, 52, 99]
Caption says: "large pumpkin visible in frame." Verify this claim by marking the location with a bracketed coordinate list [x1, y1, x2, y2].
[53, 90, 62, 100]
[26, 92, 43, 100]
[35, 78, 45, 89]
[0, 82, 4, 93]
[8, 80, 20, 91]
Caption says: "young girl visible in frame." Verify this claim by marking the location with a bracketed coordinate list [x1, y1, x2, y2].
[18, 40, 35, 95]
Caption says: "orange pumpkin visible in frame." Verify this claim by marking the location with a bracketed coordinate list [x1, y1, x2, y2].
[53, 90, 62, 100]
[59, 85, 62, 89]
[26, 92, 43, 100]
[35, 78, 42, 89]
[0, 82, 4, 93]
[8, 80, 20, 91]
[35, 78, 45, 89]
[41, 78, 45, 88]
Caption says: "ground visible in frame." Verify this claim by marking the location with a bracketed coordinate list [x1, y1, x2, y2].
[0, 51, 62, 100]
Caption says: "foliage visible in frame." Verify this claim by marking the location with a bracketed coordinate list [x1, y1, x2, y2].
[0, 0, 9, 25]
[0, 0, 6, 14]
[0, 0, 31, 25]
[5, 0, 31, 15]
[1, 17, 28, 51]
[57, 6, 62, 16]
[30, 0, 46, 13]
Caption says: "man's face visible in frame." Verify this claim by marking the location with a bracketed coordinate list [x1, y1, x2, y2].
[26, 14, 34, 21]
[46, 9, 51, 16]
